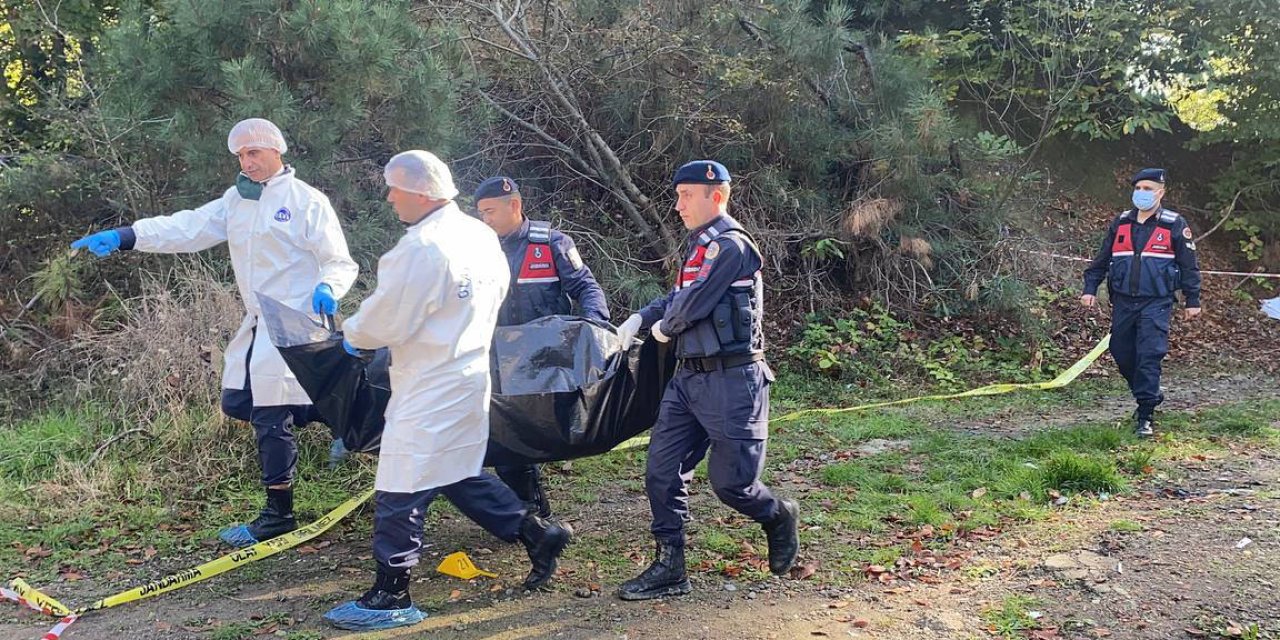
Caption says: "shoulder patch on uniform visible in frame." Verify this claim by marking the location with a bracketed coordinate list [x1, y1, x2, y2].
[1159, 210, 1179, 224]
[528, 220, 552, 244]
[567, 247, 584, 271]
[1182, 226, 1193, 240]
[704, 240, 721, 260]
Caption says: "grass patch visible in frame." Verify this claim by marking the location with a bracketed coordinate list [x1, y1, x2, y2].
[1036, 451, 1127, 495]
[981, 595, 1042, 638]
[1120, 448, 1156, 475]
[1109, 519, 1142, 533]
[210, 622, 257, 640]
[1195, 401, 1279, 437]
[805, 418, 1135, 550]
[0, 404, 374, 581]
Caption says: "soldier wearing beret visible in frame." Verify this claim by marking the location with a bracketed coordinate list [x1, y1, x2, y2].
[613, 161, 799, 601]
[474, 175, 609, 519]
[1082, 168, 1202, 438]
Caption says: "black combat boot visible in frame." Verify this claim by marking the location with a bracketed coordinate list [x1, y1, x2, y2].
[219, 487, 298, 547]
[762, 498, 799, 575]
[1134, 412, 1155, 439]
[517, 513, 571, 590]
[617, 542, 691, 601]
[248, 487, 298, 540]
[323, 564, 425, 630]
[357, 565, 412, 610]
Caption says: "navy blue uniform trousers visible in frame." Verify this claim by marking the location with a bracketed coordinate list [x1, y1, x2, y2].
[1109, 294, 1173, 417]
[219, 328, 315, 486]
[373, 473, 526, 570]
[646, 361, 781, 546]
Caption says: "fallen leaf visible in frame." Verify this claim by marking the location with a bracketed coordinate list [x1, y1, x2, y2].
[60, 570, 84, 582]
[143, 546, 157, 560]
[864, 564, 887, 575]
[790, 560, 819, 581]
[448, 589, 462, 601]
[971, 487, 988, 499]
[853, 619, 870, 628]
[297, 546, 319, 555]
[24, 545, 52, 559]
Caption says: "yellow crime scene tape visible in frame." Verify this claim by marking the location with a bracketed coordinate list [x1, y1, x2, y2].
[4, 489, 373, 637]
[4, 334, 1111, 637]
[771, 334, 1111, 423]
[615, 334, 1111, 449]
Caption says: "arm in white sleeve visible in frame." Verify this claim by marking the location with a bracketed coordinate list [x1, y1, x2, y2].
[341, 242, 443, 349]
[131, 197, 230, 253]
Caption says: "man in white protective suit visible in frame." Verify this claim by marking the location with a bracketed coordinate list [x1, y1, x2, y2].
[70, 118, 359, 547]
[321, 150, 571, 631]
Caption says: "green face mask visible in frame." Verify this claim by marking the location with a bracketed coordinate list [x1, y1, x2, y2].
[236, 173, 265, 200]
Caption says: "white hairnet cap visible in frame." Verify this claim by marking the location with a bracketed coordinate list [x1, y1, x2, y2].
[227, 118, 287, 154]
[383, 150, 458, 200]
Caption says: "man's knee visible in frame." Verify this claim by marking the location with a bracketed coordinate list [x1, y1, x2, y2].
[220, 388, 253, 422]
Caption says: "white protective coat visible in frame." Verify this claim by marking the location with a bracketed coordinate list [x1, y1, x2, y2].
[132, 168, 358, 406]
[342, 202, 510, 493]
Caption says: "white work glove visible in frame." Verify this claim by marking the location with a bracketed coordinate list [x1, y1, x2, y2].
[617, 313, 643, 346]
[651, 319, 671, 343]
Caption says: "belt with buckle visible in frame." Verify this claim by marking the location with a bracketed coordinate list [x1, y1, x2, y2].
[679, 352, 764, 373]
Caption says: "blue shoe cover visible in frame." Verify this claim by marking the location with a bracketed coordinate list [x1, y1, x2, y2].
[323, 601, 426, 630]
[217, 524, 259, 548]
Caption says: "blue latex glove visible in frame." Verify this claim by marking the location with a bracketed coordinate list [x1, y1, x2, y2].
[327, 438, 350, 470]
[342, 340, 361, 356]
[70, 230, 122, 257]
[312, 283, 338, 314]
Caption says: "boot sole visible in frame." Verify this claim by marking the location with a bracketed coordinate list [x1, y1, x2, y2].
[617, 579, 692, 601]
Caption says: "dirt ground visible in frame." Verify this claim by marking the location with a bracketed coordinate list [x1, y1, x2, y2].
[3, 370, 1278, 640]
